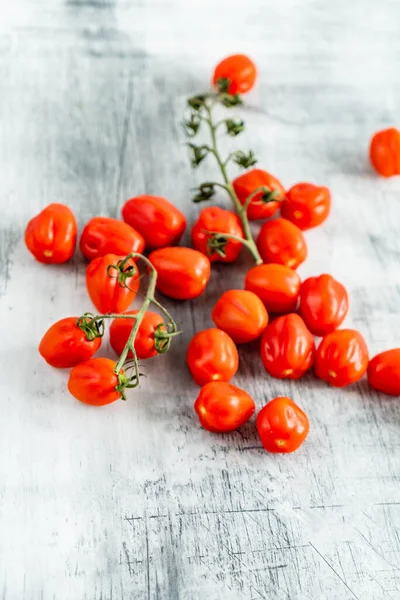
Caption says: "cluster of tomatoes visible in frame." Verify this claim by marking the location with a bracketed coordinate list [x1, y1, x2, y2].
[25, 53, 400, 455]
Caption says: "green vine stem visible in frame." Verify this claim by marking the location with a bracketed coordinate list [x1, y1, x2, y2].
[77, 252, 180, 397]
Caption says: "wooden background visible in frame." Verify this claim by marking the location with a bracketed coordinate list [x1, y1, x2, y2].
[1, 1, 400, 598]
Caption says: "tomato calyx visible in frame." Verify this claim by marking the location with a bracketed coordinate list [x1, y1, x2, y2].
[153, 323, 182, 355]
[77, 312, 105, 341]
[106, 254, 141, 292]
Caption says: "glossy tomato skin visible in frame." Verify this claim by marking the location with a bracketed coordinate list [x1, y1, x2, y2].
[122, 195, 186, 249]
[148, 247, 211, 300]
[300, 274, 348, 337]
[109, 310, 165, 360]
[86, 253, 139, 313]
[80, 217, 145, 261]
[256, 397, 309, 453]
[212, 54, 257, 95]
[212, 289, 269, 344]
[232, 169, 285, 221]
[257, 218, 307, 269]
[260, 314, 315, 379]
[315, 329, 369, 387]
[187, 328, 239, 386]
[39, 317, 101, 368]
[370, 128, 400, 177]
[68, 358, 122, 406]
[25, 203, 77, 264]
[368, 349, 400, 396]
[281, 183, 331, 230]
[191, 206, 244, 263]
[245, 263, 301, 313]
[194, 381, 255, 432]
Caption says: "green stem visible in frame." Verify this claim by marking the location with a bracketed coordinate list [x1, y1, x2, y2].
[203, 103, 263, 265]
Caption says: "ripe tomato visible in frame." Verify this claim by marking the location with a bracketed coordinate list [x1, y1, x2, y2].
[187, 328, 239, 386]
[148, 247, 210, 300]
[257, 218, 307, 269]
[25, 203, 77, 264]
[212, 54, 257, 95]
[122, 195, 186, 249]
[300, 274, 348, 337]
[80, 216, 144, 261]
[194, 381, 255, 432]
[281, 183, 331, 230]
[245, 263, 301, 313]
[370, 127, 400, 177]
[315, 329, 369, 387]
[39, 317, 102, 368]
[110, 310, 165, 360]
[86, 253, 140, 313]
[191, 206, 244, 263]
[68, 358, 123, 406]
[260, 314, 315, 379]
[232, 169, 285, 221]
[256, 397, 309, 453]
[212, 289, 268, 344]
[368, 349, 400, 396]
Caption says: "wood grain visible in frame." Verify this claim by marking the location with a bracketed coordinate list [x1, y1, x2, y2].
[1, 0, 400, 598]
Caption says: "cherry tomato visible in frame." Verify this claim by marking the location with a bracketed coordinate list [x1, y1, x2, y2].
[370, 127, 400, 177]
[86, 253, 139, 313]
[232, 169, 285, 221]
[110, 310, 165, 360]
[256, 397, 309, 453]
[122, 195, 186, 249]
[191, 206, 244, 263]
[368, 349, 400, 396]
[148, 247, 210, 300]
[25, 203, 77, 264]
[80, 217, 144, 261]
[212, 54, 257, 95]
[212, 289, 268, 344]
[315, 329, 369, 387]
[68, 358, 123, 406]
[257, 218, 307, 269]
[300, 274, 348, 337]
[187, 328, 239, 386]
[194, 381, 255, 432]
[260, 314, 315, 379]
[281, 183, 331, 230]
[39, 317, 101, 368]
[245, 263, 301, 313]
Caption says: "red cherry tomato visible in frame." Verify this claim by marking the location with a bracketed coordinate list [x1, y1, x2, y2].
[281, 183, 331, 230]
[257, 218, 307, 269]
[232, 169, 285, 221]
[187, 328, 239, 386]
[86, 253, 140, 313]
[368, 349, 400, 396]
[260, 314, 315, 379]
[122, 195, 186, 249]
[212, 54, 257, 95]
[39, 317, 101, 368]
[370, 128, 400, 177]
[191, 206, 244, 263]
[245, 263, 301, 313]
[256, 397, 309, 453]
[109, 310, 165, 360]
[315, 329, 369, 387]
[299, 274, 348, 337]
[25, 203, 77, 264]
[148, 247, 210, 300]
[80, 216, 144, 261]
[212, 289, 268, 344]
[194, 381, 255, 432]
[68, 358, 122, 406]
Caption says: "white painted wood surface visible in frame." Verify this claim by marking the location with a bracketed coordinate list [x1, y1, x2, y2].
[1, 1, 400, 598]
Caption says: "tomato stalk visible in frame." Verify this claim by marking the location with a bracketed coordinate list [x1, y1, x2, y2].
[77, 253, 180, 396]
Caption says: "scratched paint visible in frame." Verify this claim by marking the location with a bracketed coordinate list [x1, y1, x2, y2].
[0, 1, 400, 599]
